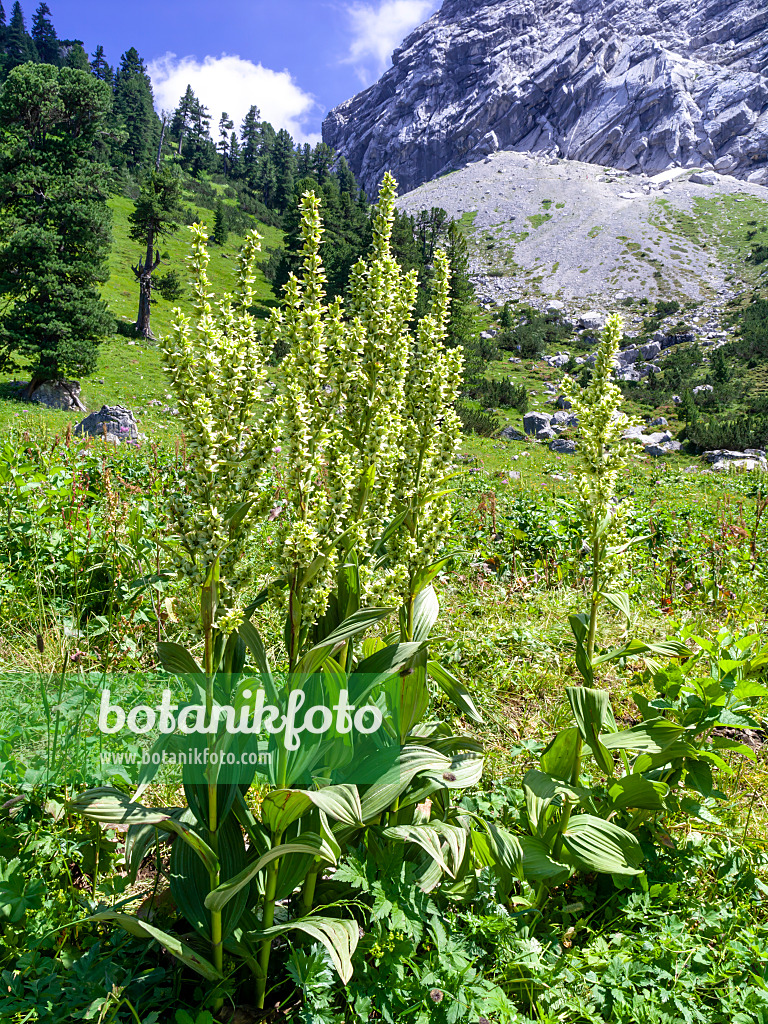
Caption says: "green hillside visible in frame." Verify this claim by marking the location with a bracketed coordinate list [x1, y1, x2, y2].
[0, 187, 283, 435]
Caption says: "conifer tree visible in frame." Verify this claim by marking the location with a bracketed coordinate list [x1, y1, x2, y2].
[228, 130, 241, 177]
[0, 63, 113, 387]
[212, 200, 228, 245]
[90, 44, 112, 84]
[272, 127, 296, 212]
[4, 1, 36, 75]
[129, 166, 182, 337]
[217, 110, 233, 174]
[171, 84, 195, 154]
[113, 47, 158, 170]
[64, 41, 89, 71]
[31, 2, 58, 64]
[239, 104, 261, 173]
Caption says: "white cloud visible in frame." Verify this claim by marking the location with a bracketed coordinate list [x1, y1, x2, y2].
[147, 53, 321, 144]
[344, 0, 438, 81]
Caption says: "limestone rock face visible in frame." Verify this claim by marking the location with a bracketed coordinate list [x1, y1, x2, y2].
[323, 0, 768, 196]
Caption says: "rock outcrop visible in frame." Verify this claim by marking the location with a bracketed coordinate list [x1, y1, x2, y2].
[74, 406, 142, 444]
[324, 0, 768, 196]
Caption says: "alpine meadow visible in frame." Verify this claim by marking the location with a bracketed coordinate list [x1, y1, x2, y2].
[1, 2, 768, 1023]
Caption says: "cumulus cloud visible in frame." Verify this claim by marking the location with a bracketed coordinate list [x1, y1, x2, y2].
[147, 53, 321, 143]
[344, 0, 438, 81]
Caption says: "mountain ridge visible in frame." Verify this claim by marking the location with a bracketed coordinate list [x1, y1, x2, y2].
[323, 0, 768, 197]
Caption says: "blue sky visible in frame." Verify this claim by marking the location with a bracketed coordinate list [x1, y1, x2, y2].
[32, 1, 441, 141]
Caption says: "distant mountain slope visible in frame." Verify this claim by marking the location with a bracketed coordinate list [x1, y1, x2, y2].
[395, 151, 768, 305]
[324, 0, 768, 197]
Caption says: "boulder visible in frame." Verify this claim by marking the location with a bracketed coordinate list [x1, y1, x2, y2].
[499, 425, 526, 441]
[692, 384, 714, 396]
[523, 411, 552, 436]
[640, 341, 662, 361]
[689, 171, 718, 185]
[645, 440, 682, 456]
[30, 379, 86, 412]
[74, 405, 141, 444]
[672, 395, 682, 405]
[649, 416, 668, 427]
[578, 311, 604, 331]
[702, 450, 767, 471]
[536, 427, 557, 440]
[555, 395, 572, 410]
[549, 438, 576, 454]
[543, 352, 570, 368]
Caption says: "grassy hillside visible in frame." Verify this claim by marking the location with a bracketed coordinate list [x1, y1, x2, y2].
[0, 184, 283, 435]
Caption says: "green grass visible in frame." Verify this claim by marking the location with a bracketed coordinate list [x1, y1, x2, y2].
[0, 190, 283, 435]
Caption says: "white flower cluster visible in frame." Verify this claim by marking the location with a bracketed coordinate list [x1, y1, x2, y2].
[161, 224, 278, 616]
[265, 174, 462, 631]
[559, 313, 638, 572]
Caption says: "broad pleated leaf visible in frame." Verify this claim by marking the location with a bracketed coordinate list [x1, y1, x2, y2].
[86, 912, 222, 980]
[561, 814, 644, 875]
[205, 834, 336, 913]
[156, 641, 202, 677]
[427, 660, 483, 724]
[248, 917, 358, 983]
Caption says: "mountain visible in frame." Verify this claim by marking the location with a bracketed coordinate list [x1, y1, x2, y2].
[323, 0, 768, 197]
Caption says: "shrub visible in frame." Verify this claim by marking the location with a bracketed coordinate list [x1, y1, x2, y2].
[456, 402, 500, 436]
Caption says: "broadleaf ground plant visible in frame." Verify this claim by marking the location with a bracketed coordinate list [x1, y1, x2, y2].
[72, 175, 499, 1011]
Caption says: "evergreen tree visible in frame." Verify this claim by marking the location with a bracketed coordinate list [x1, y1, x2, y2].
[31, 2, 58, 65]
[212, 200, 228, 245]
[710, 346, 732, 384]
[228, 130, 241, 177]
[335, 156, 357, 196]
[680, 388, 698, 425]
[239, 104, 261, 175]
[272, 128, 296, 213]
[0, 63, 113, 386]
[3, 1, 36, 75]
[128, 166, 182, 337]
[113, 47, 158, 170]
[64, 41, 89, 71]
[312, 142, 334, 183]
[90, 44, 113, 84]
[170, 84, 195, 154]
[217, 110, 233, 174]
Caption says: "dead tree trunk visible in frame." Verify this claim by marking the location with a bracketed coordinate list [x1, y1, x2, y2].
[133, 234, 161, 339]
[132, 117, 168, 339]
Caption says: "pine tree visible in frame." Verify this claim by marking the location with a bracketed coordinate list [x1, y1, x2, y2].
[113, 47, 158, 170]
[681, 388, 698, 425]
[171, 84, 195, 154]
[0, 3, 6, 57]
[0, 63, 113, 386]
[90, 44, 113, 84]
[128, 167, 182, 337]
[31, 2, 58, 65]
[228, 130, 241, 177]
[239, 104, 261, 176]
[218, 111, 233, 174]
[3, 1, 37, 75]
[272, 128, 296, 213]
[212, 200, 228, 245]
[64, 42, 89, 71]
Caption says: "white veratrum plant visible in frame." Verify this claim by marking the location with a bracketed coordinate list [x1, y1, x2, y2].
[559, 313, 641, 674]
[160, 222, 279, 619]
[73, 179, 521, 1013]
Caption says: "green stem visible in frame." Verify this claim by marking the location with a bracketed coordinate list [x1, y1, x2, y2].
[256, 833, 283, 1010]
[204, 623, 224, 1005]
[586, 538, 601, 666]
[300, 868, 319, 916]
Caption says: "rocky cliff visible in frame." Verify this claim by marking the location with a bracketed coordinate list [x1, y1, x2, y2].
[323, 0, 768, 196]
